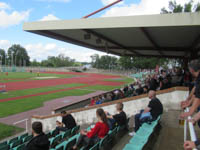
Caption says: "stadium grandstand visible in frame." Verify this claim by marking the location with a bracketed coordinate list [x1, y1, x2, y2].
[0, 4, 200, 150]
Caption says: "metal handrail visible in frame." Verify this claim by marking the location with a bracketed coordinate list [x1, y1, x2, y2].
[184, 107, 197, 150]
[13, 118, 29, 132]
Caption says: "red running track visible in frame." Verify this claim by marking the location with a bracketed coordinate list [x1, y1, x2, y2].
[0, 72, 125, 102]
[1, 72, 123, 91]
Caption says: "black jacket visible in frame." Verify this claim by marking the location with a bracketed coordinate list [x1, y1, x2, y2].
[26, 133, 50, 150]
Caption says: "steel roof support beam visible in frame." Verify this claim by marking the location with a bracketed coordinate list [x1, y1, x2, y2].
[83, 29, 142, 56]
[37, 30, 121, 56]
[140, 27, 164, 56]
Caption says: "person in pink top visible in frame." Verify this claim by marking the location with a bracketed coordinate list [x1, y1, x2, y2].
[72, 108, 109, 149]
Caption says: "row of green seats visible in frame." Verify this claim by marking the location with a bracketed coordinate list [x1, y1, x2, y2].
[49, 125, 80, 149]
[0, 133, 32, 150]
[123, 116, 161, 150]
[50, 124, 122, 150]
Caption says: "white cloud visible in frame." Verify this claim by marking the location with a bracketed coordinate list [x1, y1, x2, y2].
[37, 0, 70, 2]
[102, 0, 200, 17]
[0, 2, 30, 28]
[0, 40, 11, 50]
[0, 10, 30, 28]
[25, 43, 111, 62]
[39, 14, 59, 21]
[0, 2, 10, 10]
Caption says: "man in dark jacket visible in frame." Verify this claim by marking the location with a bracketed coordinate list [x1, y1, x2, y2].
[26, 121, 50, 150]
[55, 111, 77, 133]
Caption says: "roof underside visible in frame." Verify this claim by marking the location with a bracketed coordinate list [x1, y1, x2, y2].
[23, 12, 200, 59]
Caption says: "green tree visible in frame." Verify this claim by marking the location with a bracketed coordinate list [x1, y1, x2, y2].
[40, 54, 76, 67]
[31, 59, 41, 67]
[7, 44, 30, 66]
[0, 49, 6, 65]
[90, 54, 118, 69]
[119, 56, 169, 69]
[161, 0, 200, 13]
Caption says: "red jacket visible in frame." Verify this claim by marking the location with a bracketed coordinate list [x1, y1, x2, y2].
[87, 122, 109, 139]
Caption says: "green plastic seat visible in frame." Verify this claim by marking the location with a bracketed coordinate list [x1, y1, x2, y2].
[22, 135, 33, 143]
[99, 135, 109, 149]
[89, 143, 99, 150]
[9, 140, 21, 149]
[0, 141, 7, 147]
[123, 143, 143, 150]
[61, 130, 71, 139]
[18, 133, 28, 140]
[12, 143, 26, 150]
[136, 128, 152, 138]
[46, 132, 51, 138]
[55, 142, 66, 150]
[49, 134, 62, 147]
[54, 144, 64, 150]
[8, 137, 18, 144]
[129, 134, 148, 145]
[71, 126, 80, 136]
[0, 144, 9, 150]
[51, 129, 59, 137]
[65, 138, 76, 150]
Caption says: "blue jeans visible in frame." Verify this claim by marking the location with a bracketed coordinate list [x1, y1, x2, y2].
[108, 118, 116, 130]
[134, 110, 152, 132]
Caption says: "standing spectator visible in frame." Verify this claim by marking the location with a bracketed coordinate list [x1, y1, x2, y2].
[26, 122, 50, 150]
[181, 60, 200, 119]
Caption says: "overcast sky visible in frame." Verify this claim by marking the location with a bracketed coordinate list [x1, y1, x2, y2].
[0, 0, 199, 62]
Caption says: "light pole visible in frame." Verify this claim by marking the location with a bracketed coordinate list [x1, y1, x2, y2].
[11, 52, 14, 66]
[15, 51, 19, 67]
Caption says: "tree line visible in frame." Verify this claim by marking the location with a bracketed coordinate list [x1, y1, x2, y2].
[0, 44, 30, 66]
[91, 54, 170, 70]
[0, 44, 81, 67]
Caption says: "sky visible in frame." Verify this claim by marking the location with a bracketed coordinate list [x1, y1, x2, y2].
[0, 0, 199, 62]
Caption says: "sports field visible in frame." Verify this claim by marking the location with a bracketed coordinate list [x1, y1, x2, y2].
[0, 71, 134, 139]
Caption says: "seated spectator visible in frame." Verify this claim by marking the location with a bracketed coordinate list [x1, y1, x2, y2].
[149, 74, 158, 91]
[95, 97, 102, 105]
[129, 90, 163, 136]
[105, 93, 112, 102]
[123, 86, 129, 94]
[72, 108, 109, 149]
[106, 102, 127, 130]
[183, 70, 192, 87]
[111, 91, 116, 100]
[118, 89, 125, 99]
[26, 122, 50, 150]
[55, 111, 76, 133]
[136, 84, 144, 95]
[89, 98, 95, 106]
[143, 86, 148, 94]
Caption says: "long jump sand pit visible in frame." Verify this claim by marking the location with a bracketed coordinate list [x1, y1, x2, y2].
[34, 76, 59, 79]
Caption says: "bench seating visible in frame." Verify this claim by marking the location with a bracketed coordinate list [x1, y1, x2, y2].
[123, 116, 161, 150]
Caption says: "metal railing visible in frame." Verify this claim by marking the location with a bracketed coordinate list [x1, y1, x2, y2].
[13, 118, 29, 132]
[184, 107, 197, 150]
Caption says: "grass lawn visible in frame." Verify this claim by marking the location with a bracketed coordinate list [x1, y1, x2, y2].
[0, 83, 85, 100]
[0, 72, 77, 83]
[0, 123, 24, 141]
[0, 89, 92, 118]
[104, 77, 135, 84]
[82, 85, 122, 91]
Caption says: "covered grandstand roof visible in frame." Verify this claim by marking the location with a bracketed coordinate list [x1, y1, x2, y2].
[23, 12, 200, 59]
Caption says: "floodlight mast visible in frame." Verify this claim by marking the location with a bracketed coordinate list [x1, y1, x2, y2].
[82, 0, 123, 19]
